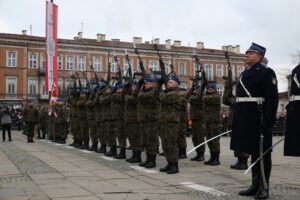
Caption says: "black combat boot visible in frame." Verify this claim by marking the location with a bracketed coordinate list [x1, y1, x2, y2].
[159, 162, 171, 172]
[126, 150, 135, 162]
[204, 152, 220, 166]
[114, 148, 126, 159]
[145, 154, 156, 168]
[80, 141, 89, 150]
[255, 154, 271, 200]
[167, 162, 179, 174]
[129, 151, 142, 163]
[239, 157, 260, 196]
[74, 140, 82, 148]
[96, 145, 107, 153]
[179, 149, 187, 159]
[139, 154, 150, 167]
[191, 152, 205, 162]
[104, 145, 117, 157]
[88, 143, 98, 151]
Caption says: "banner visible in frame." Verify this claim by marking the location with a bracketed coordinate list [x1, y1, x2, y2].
[46, 0, 58, 102]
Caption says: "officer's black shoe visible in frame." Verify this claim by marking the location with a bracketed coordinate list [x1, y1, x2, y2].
[179, 149, 187, 159]
[167, 162, 179, 174]
[191, 153, 205, 162]
[139, 154, 149, 167]
[114, 148, 126, 159]
[230, 161, 239, 169]
[145, 155, 156, 168]
[129, 151, 142, 163]
[159, 162, 170, 172]
[239, 185, 259, 196]
[104, 146, 117, 157]
[255, 185, 269, 199]
[96, 145, 107, 154]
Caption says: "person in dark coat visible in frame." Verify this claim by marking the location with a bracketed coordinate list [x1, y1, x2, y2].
[284, 63, 300, 157]
[1, 107, 12, 142]
[230, 43, 278, 200]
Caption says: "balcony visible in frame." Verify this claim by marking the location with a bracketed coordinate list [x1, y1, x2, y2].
[38, 68, 45, 76]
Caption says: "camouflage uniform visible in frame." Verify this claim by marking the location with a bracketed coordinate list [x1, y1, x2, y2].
[76, 96, 89, 149]
[94, 92, 107, 153]
[86, 92, 98, 151]
[38, 107, 48, 139]
[23, 104, 39, 143]
[52, 105, 66, 143]
[203, 92, 221, 165]
[70, 95, 80, 146]
[137, 85, 160, 168]
[178, 94, 188, 158]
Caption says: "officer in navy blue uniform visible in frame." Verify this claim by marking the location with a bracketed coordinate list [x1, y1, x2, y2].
[284, 63, 300, 157]
[230, 43, 278, 200]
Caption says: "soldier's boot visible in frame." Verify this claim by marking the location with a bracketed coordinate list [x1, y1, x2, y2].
[239, 160, 260, 196]
[190, 152, 205, 162]
[80, 141, 89, 150]
[159, 162, 171, 172]
[144, 154, 156, 169]
[167, 162, 179, 174]
[114, 148, 126, 159]
[96, 145, 107, 154]
[88, 143, 98, 151]
[74, 140, 82, 148]
[255, 155, 271, 200]
[129, 151, 142, 163]
[235, 157, 248, 170]
[178, 148, 187, 159]
[204, 152, 220, 166]
[126, 150, 135, 162]
[104, 145, 117, 157]
[139, 154, 150, 167]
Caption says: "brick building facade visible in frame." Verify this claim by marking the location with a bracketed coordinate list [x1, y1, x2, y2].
[0, 32, 246, 108]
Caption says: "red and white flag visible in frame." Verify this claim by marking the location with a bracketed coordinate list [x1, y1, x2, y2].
[46, 0, 58, 102]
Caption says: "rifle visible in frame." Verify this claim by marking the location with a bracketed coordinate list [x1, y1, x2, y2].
[225, 49, 233, 96]
[82, 70, 90, 91]
[113, 54, 123, 83]
[124, 50, 133, 83]
[169, 53, 175, 76]
[89, 60, 100, 89]
[70, 73, 77, 95]
[75, 71, 82, 91]
[153, 42, 167, 85]
[107, 51, 111, 83]
[192, 51, 208, 93]
[133, 42, 146, 79]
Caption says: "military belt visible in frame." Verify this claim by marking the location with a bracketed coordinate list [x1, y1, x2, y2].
[289, 95, 300, 102]
[236, 97, 265, 103]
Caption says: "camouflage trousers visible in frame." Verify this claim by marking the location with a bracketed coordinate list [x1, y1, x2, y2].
[191, 120, 206, 154]
[178, 121, 187, 150]
[160, 122, 180, 163]
[127, 122, 142, 151]
[26, 122, 36, 138]
[115, 120, 126, 148]
[72, 117, 80, 140]
[79, 118, 89, 144]
[205, 121, 221, 153]
[234, 150, 249, 159]
[54, 123, 65, 140]
[97, 121, 107, 146]
[106, 121, 117, 147]
[140, 121, 159, 156]
[88, 120, 97, 144]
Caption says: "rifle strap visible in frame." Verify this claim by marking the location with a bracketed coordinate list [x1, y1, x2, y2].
[239, 75, 252, 97]
[293, 73, 300, 89]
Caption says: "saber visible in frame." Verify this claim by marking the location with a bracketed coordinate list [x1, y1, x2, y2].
[187, 130, 232, 155]
[244, 137, 285, 175]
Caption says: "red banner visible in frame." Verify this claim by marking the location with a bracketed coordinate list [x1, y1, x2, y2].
[46, 0, 58, 103]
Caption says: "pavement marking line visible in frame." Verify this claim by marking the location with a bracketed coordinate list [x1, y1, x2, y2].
[99, 156, 116, 161]
[180, 182, 228, 197]
[64, 146, 75, 149]
[79, 150, 93, 154]
[129, 166, 157, 174]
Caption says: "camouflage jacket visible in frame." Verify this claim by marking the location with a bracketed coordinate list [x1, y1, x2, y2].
[203, 93, 221, 123]
[159, 90, 181, 123]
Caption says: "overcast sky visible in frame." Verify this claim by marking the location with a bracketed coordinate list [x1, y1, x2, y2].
[1, 0, 299, 91]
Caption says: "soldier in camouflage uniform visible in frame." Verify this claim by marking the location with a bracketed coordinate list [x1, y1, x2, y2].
[125, 80, 142, 163]
[86, 89, 98, 151]
[23, 103, 39, 143]
[76, 90, 89, 149]
[38, 106, 48, 139]
[69, 91, 80, 147]
[52, 104, 66, 143]
[137, 76, 161, 168]
[103, 85, 117, 157]
[159, 75, 182, 174]
[203, 83, 222, 166]
[178, 87, 188, 159]
[223, 81, 249, 170]
[188, 83, 206, 162]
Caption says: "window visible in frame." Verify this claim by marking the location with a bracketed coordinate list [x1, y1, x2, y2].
[28, 78, 38, 95]
[179, 63, 186, 75]
[65, 79, 73, 91]
[205, 64, 213, 80]
[58, 55, 63, 70]
[124, 59, 131, 75]
[66, 56, 74, 70]
[77, 56, 86, 71]
[6, 51, 17, 67]
[226, 65, 235, 80]
[149, 60, 158, 72]
[58, 79, 63, 96]
[216, 84, 224, 95]
[40, 54, 46, 69]
[40, 80, 48, 99]
[163, 61, 171, 74]
[216, 64, 223, 78]
[28, 52, 38, 68]
[237, 66, 245, 77]
[93, 57, 102, 72]
[111, 59, 119, 73]
[6, 76, 17, 96]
